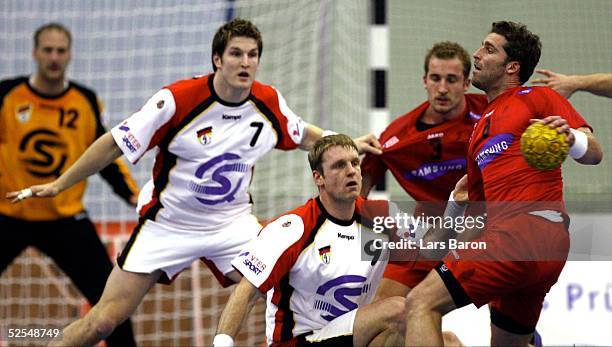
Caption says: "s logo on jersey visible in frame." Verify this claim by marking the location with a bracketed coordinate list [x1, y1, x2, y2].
[475, 133, 514, 169]
[314, 275, 371, 321]
[19, 129, 67, 178]
[188, 152, 251, 205]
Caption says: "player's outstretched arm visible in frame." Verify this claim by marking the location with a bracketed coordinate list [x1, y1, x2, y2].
[6, 132, 123, 203]
[300, 124, 382, 154]
[353, 133, 382, 155]
[531, 116, 603, 165]
[99, 158, 140, 207]
[418, 175, 482, 260]
[214, 277, 260, 347]
[533, 70, 612, 99]
[299, 123, 324, 151]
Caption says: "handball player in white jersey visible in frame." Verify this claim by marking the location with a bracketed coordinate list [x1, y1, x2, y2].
[8, 19, 381, 346]
[214, 135, 405, 347]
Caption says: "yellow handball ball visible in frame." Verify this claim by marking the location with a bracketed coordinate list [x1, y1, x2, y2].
[520, 122, 569, 170]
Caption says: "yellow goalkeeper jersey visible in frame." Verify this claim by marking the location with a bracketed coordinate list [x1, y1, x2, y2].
[0, 76, 138, 221]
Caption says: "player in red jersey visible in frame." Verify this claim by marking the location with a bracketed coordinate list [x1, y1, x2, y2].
[360, 42, 487, 302]
[404, 21, 603, 346]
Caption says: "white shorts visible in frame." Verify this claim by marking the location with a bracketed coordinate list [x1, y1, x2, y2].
[117, 212, 261, 286]
[303, 309, 356, 344]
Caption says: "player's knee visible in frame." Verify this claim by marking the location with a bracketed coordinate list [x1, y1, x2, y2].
[442, 331, 465, 347]
[379, 296, 406, 333]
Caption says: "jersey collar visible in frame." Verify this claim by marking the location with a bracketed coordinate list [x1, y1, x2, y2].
[208, 73, 251, 107]
[315, 197, 357, 226]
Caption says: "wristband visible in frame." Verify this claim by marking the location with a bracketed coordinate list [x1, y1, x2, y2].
[569, 128, 588, 159]
[321, 130, 338, 137]
[444, 192, 467, 219]
[213, 334, 235, 347]
[443, 192, 468, 234]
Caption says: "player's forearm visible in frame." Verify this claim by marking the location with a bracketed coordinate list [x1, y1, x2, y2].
[419, 184, 482, 260]
[299, 124, 324, 151]
[99, 159, 139, 205]
[56, 132, 123, 192]
[215, 279, 259, 342]
[574, 73, 612, 98]
[573, 129, 603, 165]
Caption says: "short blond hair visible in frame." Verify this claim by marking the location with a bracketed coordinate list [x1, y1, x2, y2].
[424, 41, 471, 79]
[308, 134, 358, 174]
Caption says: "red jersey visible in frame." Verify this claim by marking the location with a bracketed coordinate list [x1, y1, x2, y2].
[361, 94, 488, 205]
[467, 86, 590, 216]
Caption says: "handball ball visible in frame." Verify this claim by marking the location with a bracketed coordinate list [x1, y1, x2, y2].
[520, 122, 569, 170]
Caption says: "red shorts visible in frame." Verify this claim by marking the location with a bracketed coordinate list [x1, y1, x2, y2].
[383, 259, 441, 289]
[438, 212, 570, 333]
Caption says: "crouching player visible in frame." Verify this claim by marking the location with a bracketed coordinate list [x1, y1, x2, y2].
[214, 134, 405, 346]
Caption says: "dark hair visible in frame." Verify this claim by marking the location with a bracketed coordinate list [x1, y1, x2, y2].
[34, 22, 72, 49]
[211, 18, 263, 71]
[424, 41, 471, 79]
[490, 21, 541, 84]
[308, 134, 358, 174]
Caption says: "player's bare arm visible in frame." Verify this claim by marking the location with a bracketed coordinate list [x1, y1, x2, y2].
[6, 132, 123, 202]
[531, 116, 603, 165]
[300, 124, 382, 155]
[418, 175, 485, 260]
[299, 123, 325, 150]
[214, 277, 261, 346]
[576, 127, 603, 165]
[533, 70, 612, 99]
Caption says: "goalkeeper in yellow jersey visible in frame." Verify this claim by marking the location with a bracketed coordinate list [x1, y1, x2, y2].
[0, 22, 138, 347]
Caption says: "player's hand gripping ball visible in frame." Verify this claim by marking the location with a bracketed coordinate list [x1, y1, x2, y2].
[520, 122, 569, 170]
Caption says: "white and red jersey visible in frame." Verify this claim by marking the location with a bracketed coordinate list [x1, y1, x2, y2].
[111, 74, 306, 229]
[232, 197, 390, 346]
